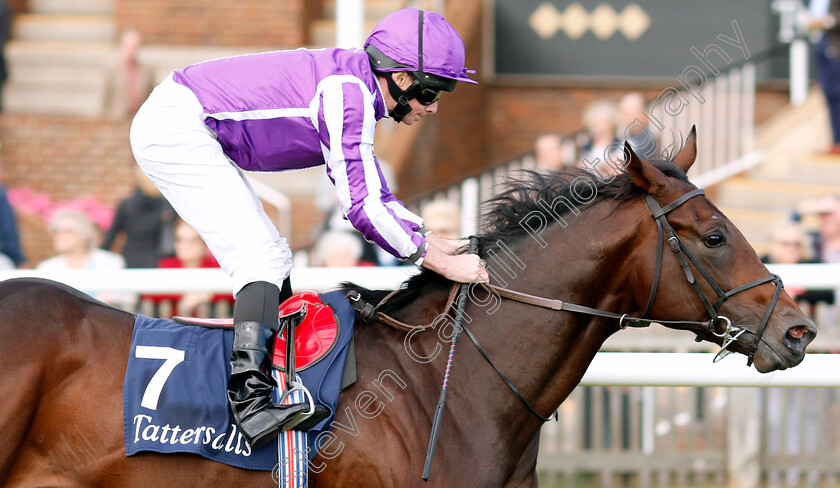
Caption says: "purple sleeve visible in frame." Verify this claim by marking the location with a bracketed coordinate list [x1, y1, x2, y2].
[317, 77, 427, 262]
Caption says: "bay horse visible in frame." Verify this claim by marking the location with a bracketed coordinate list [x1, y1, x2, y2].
[0, 133, 816, 487]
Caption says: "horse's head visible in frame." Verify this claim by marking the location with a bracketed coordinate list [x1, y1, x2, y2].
[625, 127, 816, 373]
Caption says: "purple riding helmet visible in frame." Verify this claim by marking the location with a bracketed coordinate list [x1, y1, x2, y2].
[364, 8, 477, 121]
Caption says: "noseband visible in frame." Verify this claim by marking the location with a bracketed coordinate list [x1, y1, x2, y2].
[642, 188, 784, 366]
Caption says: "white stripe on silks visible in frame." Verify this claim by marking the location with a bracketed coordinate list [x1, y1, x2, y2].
[385, 201, 424, 226]
[272, 370, 309, 488]
[206, 107, 310, 121]
[318, 77, 353, 217]
[316, 75, 418, 258]
[356, 97, 420, 255]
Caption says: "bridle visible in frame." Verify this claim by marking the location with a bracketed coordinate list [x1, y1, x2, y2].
[479, 188, 784, 367]
[348, 187, 786, 422]
[640, 188, 784, 365]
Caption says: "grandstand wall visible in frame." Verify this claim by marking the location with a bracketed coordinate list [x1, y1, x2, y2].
[0, 0, 795, 264]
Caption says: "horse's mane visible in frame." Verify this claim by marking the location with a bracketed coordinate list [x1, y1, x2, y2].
[342, 159, 690, 317]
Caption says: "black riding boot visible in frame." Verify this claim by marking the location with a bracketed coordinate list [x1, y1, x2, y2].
[227, 280, 308, 449]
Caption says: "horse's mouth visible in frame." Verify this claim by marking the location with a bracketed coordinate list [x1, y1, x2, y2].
[751, 323, 816, 372]
[719, 321, 815, 373]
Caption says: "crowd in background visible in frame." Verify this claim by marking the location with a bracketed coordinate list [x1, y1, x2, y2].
[2, 87, 840, 318]
[0, 8, 838, 328]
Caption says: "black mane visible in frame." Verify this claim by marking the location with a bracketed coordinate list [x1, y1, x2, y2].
[342, 161, 690, 316]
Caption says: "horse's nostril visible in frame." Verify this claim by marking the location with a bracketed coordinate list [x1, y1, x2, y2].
[788, 326, 807, 340]
[786, 325, 814, 342]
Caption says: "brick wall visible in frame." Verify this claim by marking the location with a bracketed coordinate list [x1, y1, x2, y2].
[0, 116, 135, 264]
[398, 0, 790, 196]
[0, 0, 794, 265]
[0, 115, 324, 265]
[397, 0, 488, 197]
[114, 0, 320, 48]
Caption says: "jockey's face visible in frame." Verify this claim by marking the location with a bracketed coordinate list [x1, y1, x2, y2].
[400, 96, 438, 126]
[381, 71, 439, 126]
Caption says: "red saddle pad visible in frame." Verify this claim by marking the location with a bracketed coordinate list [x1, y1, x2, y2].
[272, 291, 339, 371]
[173, 291, 340, 371]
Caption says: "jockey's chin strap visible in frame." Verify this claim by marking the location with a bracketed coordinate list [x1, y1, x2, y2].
[349, 187, 786, 423]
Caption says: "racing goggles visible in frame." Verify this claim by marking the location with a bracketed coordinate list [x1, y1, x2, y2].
[415, 85, 442, 105]
[410, 72, 455, 106]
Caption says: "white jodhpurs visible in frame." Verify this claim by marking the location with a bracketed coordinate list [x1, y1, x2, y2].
[129, 74, 293, 296]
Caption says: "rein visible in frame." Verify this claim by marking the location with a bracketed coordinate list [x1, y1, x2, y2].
[347, 187, 785, 422]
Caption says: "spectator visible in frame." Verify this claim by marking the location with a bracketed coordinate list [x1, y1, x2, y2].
[760, 220, 825, 304]
[0, 245, 13, 269]
[808, 0, 840, 153]
[762, 221, 821, 488]
[791, 196, 840, 307]
[0, 0, 11, 112]
[314, 159, 400, 266]
[310, 230, 373, 267]
[145, 219, 231, 317]
[103, 29, 156, 120]
[534, 132, 565, 172]
[421, 199, 461, 241]
[579, 99, 623, 178]
[102, 165, 177, 268]
[618, 92, 657, 158]
[761, 219, 813, 265]
[0, 165, 25, 267]
[37, 209, 135, 308]
[795, 194, 840, 263]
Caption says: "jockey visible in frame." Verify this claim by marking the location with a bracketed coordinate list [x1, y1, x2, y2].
[129, 8, 490, 449]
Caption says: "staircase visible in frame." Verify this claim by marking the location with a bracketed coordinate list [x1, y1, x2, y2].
[4, 0, 115, 116]
[711, 88, 839, 255]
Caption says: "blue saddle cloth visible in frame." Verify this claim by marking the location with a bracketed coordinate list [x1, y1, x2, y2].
[123, 289, 355, 470]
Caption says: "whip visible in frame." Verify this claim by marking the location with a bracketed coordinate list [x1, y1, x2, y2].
[422, 236, 479, 481]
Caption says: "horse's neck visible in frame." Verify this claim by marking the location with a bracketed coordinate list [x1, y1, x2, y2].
[450, 203, 643, 465]
[354, 202, 644, 477]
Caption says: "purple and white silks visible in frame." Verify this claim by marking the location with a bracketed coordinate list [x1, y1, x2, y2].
[172, 48, 426, 263]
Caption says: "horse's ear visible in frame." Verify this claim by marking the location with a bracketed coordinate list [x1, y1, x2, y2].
[625, 142, 667, 195]
[671, 125, 697, 173]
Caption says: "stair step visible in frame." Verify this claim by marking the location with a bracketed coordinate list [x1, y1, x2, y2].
[13, 14, 115, 43]
[718, 206, 784, 224]
[3, 88, 102, 116]
[781, 153, 840, 183]
[717, 205, 787, 248]
[714, 177, 840, 212]
[28, 0, 113, 16]
[3, 40, 110, 115]
[6, 40, 112, 67]
[6, 65, 104, 90]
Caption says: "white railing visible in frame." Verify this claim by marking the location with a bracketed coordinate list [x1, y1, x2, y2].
[0, 261, 835, 296]
[580, 352, 839, 388]
[0, 266, 417, 293]
[665, 63, 760, 188]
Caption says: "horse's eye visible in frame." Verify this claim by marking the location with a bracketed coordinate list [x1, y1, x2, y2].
[704, 233, 725, 248]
